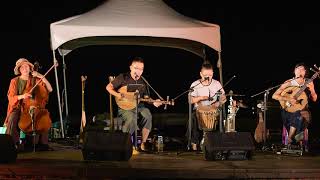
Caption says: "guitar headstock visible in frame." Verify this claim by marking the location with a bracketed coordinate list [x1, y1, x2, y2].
[310, 64, 320, 76]
[81, 75, 87, 82]
[109, 76, 115, 83]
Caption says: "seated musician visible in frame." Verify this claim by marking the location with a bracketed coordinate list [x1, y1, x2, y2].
[188, 62, 226, 151]
[272, 63, 317, 147]
[3, 58, 53, 151]
[106, 57, 162, 151]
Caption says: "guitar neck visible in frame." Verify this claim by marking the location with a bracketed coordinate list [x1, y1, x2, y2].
[140, 98, 164, 104]
[140, 98, 174, 106]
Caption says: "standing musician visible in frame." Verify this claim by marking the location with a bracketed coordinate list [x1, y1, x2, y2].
[106, 57, 163, 151]
[272, 63, 317, 146]
[3, 58, 53, 151]
[188, 62, 226, 151]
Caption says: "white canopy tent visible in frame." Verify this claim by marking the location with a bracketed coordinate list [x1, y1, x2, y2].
[50, 0, 222, 137]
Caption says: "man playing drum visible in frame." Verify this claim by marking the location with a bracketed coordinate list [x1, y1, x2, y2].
[187, 63, 226, 151]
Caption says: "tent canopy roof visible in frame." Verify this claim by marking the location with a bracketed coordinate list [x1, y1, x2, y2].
[50, 0, 221, 57]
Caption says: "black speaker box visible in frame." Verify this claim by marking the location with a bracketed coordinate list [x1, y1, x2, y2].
[82, 129, 133, 161]
[203, 132, 255, 161]
[0, 134, 17, 163]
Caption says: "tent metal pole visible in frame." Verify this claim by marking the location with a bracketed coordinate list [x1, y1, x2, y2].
[62, 56, 69, 118]
[52, 50, 65, 138]
[217, 51, 223, 85]
[217, 51, 226, 132]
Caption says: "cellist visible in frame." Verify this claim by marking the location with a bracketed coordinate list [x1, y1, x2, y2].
[3, 58, 53, 151]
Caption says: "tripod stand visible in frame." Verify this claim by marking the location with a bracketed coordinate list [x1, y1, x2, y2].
[251, 85, 282, 151]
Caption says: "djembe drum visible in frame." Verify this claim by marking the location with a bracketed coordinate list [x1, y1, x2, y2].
[196, 104, 219, 131]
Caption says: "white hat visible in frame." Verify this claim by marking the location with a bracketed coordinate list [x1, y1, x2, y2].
[14, 58, 34, 75]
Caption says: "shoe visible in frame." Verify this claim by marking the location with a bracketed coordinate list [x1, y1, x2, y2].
[139, 142, 152, 153]
[295, 132, 304, 142]
[132, 146, 140, 155]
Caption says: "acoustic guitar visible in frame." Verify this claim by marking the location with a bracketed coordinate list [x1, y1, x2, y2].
[115, 86, 174, 110]
[79, 75, 87, 144]
[280, 70, 319, 113]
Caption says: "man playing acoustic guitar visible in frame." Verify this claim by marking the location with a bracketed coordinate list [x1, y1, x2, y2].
[106, 57, 163, 152]
[272, 63, 317, 147]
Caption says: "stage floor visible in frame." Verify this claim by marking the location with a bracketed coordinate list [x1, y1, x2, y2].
[0, 140, 320, 179]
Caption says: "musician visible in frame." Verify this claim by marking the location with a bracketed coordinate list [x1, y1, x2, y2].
[106, 57, 162, 151]
[3, 58, 53, 151]
[188, 62, 226, 151]
[272, 63, 317, 145]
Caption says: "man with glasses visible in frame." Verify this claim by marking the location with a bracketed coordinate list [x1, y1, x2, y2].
[106, 57, 162, 152]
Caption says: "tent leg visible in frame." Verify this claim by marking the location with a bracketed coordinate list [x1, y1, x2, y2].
[62, 56, 69, 118]
[53, 50, 65, 138]
[217, 51, 226, 131]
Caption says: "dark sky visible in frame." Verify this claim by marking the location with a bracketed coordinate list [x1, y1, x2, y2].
[1, 1, 319, 130]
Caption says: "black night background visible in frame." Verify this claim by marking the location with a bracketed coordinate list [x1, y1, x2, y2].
[0, 1, 319, 139]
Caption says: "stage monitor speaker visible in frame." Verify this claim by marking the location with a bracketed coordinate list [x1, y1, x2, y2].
[203, 132, 255, 161]
[0, 134, 17, 163]
[82, 130, 133, 161]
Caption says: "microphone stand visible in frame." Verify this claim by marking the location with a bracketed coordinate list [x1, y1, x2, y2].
[134, 89, 140, 149]
[172, 79, 207, 150]
[141, 76, 164, 100]
[139, 76, 169, 149]
[251, 77, 300, 151]
[141, 76, 171, 110]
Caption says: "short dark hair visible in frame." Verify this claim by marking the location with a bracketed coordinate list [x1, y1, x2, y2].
[294, 62, 309, 77]
[131, 57, 144, 64]
[294, 62, 306, 69]
[201, 62, 213, 70]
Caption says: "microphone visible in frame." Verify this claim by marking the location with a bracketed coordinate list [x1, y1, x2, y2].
[204, 76, 210, 81]
[134, 72, 139, 80]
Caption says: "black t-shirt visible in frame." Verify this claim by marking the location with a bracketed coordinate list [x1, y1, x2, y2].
[111, 72, 149, 97]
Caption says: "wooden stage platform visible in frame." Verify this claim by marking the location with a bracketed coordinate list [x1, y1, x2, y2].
[0, 139, 320, 179]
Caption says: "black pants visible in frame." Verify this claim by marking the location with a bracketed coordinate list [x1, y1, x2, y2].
[185, 112, 203, 145]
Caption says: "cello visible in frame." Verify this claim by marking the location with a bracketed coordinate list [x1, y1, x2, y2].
[18, 62, 56, 134]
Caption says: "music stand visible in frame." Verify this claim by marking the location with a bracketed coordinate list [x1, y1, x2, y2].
[127, 84, 145, 93]
[127, 84, 145, 149]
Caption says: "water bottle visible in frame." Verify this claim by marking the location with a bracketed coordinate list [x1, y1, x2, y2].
[157, 136, 164, 152]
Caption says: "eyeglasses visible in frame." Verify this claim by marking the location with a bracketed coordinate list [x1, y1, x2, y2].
[132, 66, 144, 71]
